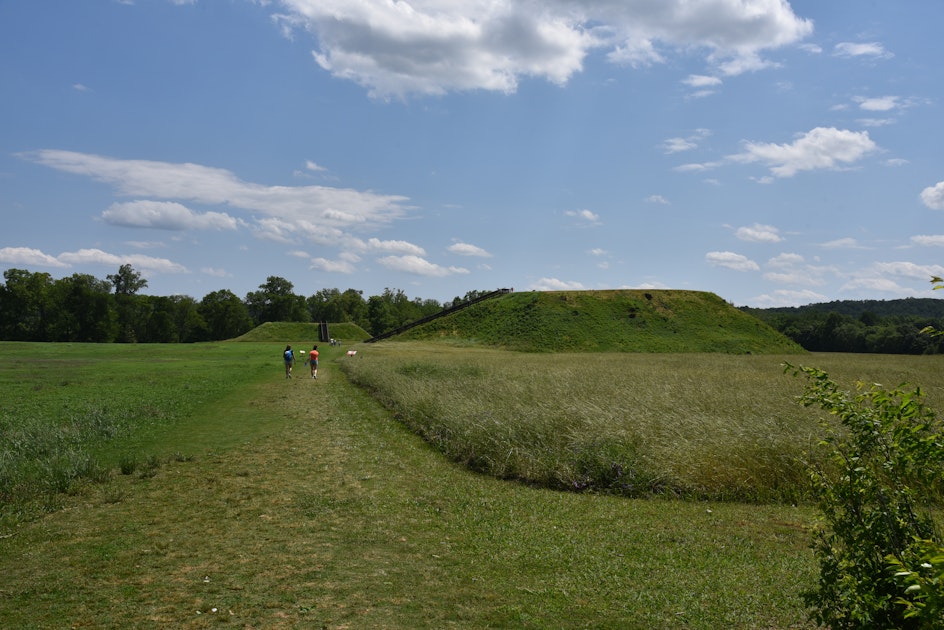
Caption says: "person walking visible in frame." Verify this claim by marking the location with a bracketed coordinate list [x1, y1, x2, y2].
[283, 345, 294, 378]
[308, 345, 319, 379]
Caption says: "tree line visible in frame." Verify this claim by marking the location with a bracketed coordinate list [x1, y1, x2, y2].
[743, 299, 944, 354]
[7, 264, 943, 353]
[0, 265, 491, 343]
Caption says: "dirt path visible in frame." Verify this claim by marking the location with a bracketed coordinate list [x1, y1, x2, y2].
[0, 363, 518, 627]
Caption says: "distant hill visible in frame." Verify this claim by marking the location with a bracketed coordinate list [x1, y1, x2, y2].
[742, 297, 944, 319]
[740, 297, 944, 354]
[232, 321, 370, 343]
[391, 290, 804, 354]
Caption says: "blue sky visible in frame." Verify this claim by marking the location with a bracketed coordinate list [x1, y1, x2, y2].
[2, 0, 944, 307]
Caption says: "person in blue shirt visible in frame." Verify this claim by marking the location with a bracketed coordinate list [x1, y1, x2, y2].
[283, 345, 295, 378]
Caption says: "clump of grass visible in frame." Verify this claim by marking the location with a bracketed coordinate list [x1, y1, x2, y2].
[342, 344, 944, 503]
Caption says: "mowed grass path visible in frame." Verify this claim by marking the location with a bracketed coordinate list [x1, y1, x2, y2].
[1, 347, 816, 628]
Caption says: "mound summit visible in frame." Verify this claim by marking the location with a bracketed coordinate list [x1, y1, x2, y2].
[393, 289, 804, 354]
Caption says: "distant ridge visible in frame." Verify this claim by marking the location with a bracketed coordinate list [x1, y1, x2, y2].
[389, 290, 804, 354]
[742, 297, 944, 319]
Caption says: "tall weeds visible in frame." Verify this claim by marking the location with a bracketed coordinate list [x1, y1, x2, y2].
[342, 345, 944, 503]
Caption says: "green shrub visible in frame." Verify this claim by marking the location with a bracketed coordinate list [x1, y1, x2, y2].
[788, 364, 944, 628]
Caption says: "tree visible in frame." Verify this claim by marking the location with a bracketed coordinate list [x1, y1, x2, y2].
[107, 264, 149, 343]
[366, 294, 397, 336]
[107, 264, 147, 296]
[0, 268, 53, 340]
[338, 288, 369, 329]
[49, 274, 115, 342]
[245, 276, 308, 325]
[307, 288, 345, 323]
[199, 289, 251, 340]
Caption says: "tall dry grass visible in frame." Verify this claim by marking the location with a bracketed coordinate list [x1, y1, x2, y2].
[342, 343, 944, 502]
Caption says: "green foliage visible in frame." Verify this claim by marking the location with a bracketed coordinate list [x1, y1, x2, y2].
[787, 364, 944, 628]
[746, 298, 944, 354]
[199, 288, 252, 340]
[245, 275, 309, 325]
[888, 539, 944, 625]
[399, 289, 804, 354]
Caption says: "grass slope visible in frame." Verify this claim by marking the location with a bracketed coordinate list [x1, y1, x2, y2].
[233, 321, 370, 343]
[398, 289, 805, 353]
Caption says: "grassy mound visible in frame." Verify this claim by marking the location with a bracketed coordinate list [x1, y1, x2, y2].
[397, 289, 804, 354]
[232, 321, 370, 343]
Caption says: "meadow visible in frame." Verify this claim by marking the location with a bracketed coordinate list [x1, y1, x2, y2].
[2, 337, 943, 627]
[341, 342, 944, 503]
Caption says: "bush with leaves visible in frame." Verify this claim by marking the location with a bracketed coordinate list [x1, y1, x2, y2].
[788, 364, 944, 628]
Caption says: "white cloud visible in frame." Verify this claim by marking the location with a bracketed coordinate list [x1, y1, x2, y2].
[821, 237, 862, 249]
[735, 223, 782, 243]
[912, 235, 944, 247]
[530, 277, 586, 291]
[816, 261, 942, 297]
[0, 246, 186, 274]
[853, 95, 899, 112]
[645, 195, 670, 205]
[833, 41, 893, 59]
[840, 277, 914, 295]
[201, 267, 231, 278]
[102, 200, 240, 230]
[0, 246, 69, 268]
[921, 181, 944, 210]
[21, 150, 410, 236]
[57, 248, 187, 274]
[871, 261, 944, 281]
[661, 128, 711, 154]
[126, 240, 165, 249]
[674, 161, 721, 173]
[310, 257, 357, 273]
[838, 261, 944, 296]
[681, 75, 721, 97]
[729, 127, 877, 178]
[662, 139, 696, 153]
[447, 241, 492, 257]
[858, 118, 896, 128]
[589, 248, 607, 256]
[762, 253, 838, 288]
[767, 253, 805, 268]
[365, 238, 426, 256]
[376, 255, 469, 277]
[273, 0, 812, 98]
[682, 75, 722, 89]
[705, 251, 759, 271]
[566, 208, 601, 224]
[751, 288, 829, 307]
[252, 217, 297, 244]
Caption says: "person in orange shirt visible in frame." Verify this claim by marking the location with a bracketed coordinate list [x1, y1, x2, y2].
[308, 345, 319, 379]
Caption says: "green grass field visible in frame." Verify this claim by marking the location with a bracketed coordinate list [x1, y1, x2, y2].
[2, 332, 942, 627]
